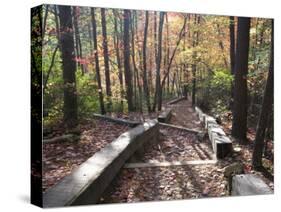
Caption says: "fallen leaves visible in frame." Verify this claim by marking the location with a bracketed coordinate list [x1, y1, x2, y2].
[139, 126, 214, 162]
[100, 165, 228, 203]
[43, 119, 130, 191]
[99, 99, 273, 204]
[169, 100, 203, 131]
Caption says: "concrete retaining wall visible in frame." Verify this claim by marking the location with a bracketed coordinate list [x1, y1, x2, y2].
[93, 113, 141, 127]
[231, 174, 273, 196]
[158, 108, 172, 123]
[159, 122, 202, 134]
[195, 107, 232, 159]
[43, 119, 159, 207]
[167, 96, 186, 105]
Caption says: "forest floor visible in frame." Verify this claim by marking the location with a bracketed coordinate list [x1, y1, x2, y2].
[99, 99, 274, 204]
[169, 100, 202, 131]
[42, 98, 274, 202]
[42, 119, 130, 191]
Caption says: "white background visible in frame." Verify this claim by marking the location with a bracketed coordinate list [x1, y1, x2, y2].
[0, 0, 279, 211]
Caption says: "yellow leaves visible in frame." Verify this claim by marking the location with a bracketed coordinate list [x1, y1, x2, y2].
[250, 27, 257, 35]
[248, 63, 255, 70]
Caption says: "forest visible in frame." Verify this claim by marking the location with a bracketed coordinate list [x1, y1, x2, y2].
[31, 4, 273, 204]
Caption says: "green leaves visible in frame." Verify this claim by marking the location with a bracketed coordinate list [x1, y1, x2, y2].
[210, 69, 233, 90]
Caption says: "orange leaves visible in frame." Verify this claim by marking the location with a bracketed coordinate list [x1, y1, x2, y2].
[73, 56, 90, 65]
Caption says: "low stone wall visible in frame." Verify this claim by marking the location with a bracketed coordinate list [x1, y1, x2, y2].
[167, 96, 186, 105]
[93, 113, 141, 127]
[43, 119, 159, 207]
[195, 107, 206, 123]
[159, 122, 202, 134]
[158, 108, 172, 123]
[43, 134, 79, 144]
[195, 107, 232, 159]
[231, 174, 273, 196]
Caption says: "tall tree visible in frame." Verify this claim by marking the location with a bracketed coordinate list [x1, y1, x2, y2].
[54, 5, 61, 41]
[229, 16, 236, 76]
[143, 11, 151, 112]
[153, 12, 165, 111]
[123, 10, 134, 111]
[154, 11, 158, 71]
[191, 15, 200, 107]
[131, 12, 138, 110]
[91, 8, 106, 114]
[231, 17, 251, 140]
[216, 23, 229, 68]
[131, 11, 143, 112]
[58, 5, 78, 128]
[88, 23, 93, 53]
[42, 5, 49, 40]
[229, 16, 236, 109]
[252, 20, 274, 168]
[113, 10, 124, 110]
[165, 14, 170, 95]
[73, 6, 84, 73]
[43, 6, 60, 94]
[101, 8, 112, 109]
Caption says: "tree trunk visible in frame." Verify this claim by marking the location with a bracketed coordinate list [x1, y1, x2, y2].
[101, 8, 112, 110]
[252, 20, 274, 168]
[131, 13, 137, 111]
[148, 26, 153, 94]
[154, 11, 158, 70]
[143, 11, 151, 112]
[230, 16, 235, 75]
[161, 16, 187, 89]
[58, 5, 78, 128]
[216, 23, 229, 68]
[42, 5, 49, 40]
[191, 63, 196, 106]
[43, 5, 60, 94]
[154, 12, 165, 111]
[152, 11, 158, 111]
[88, 23, 93, 55]
[91, 8, 105, 114]
[191, 15, 200, 107]
[131, 11, 143, 112]
[229, 16, 236, 110]
[43, 45, 59, 94]
[54, 5, 60, 41]
[73, 6, 84, 73]
[113, 10, 124, 111]
[231, 17, 251, 140]
[123, 10, 134, 111]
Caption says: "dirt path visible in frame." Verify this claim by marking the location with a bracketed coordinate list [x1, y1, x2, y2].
[98, 98, 231, 203]
[100, 165, 227, 203]
[136, 125, 214, 163]
[98, 98, 274, 204]
[169, 99, 203, 131]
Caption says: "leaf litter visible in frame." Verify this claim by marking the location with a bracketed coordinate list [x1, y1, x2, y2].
[43, 119, 130, 191]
